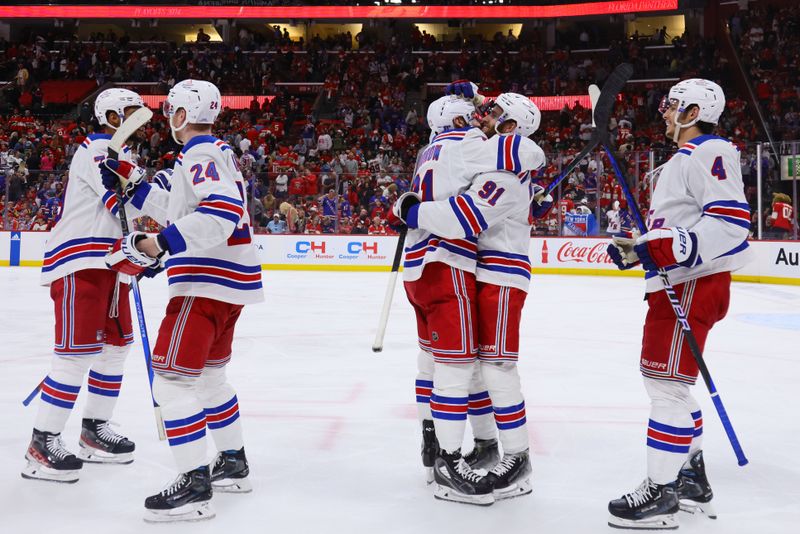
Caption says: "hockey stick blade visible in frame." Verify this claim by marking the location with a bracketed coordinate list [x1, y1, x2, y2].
[589, 85, 601, 128]
[544, 65, 632, 196]
[592, 63, 633, 143]
[108, 106, 153, 160]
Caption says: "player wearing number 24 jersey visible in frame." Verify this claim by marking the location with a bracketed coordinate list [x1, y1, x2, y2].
[102, 79, 262, 523]
[606, 78, 749, 530]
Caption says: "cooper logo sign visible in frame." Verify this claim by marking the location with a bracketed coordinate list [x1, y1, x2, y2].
[556, 241, 613, 264]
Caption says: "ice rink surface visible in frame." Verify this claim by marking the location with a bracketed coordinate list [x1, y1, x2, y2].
[1, 267, 799, 534]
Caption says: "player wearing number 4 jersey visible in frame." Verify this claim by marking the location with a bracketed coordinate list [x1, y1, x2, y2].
[102, 79, 263, 523]
[606, 78, 750, 530]
[394, 90, 549, 503]
[22, 88, 146, 485]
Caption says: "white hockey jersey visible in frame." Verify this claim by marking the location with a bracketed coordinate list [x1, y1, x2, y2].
[408, 135, 546, 292]
[41, 134, 138, 286]
[644, 134, 751, 293]
[402, 127, 489, 282]
[132, 135, 264, 305]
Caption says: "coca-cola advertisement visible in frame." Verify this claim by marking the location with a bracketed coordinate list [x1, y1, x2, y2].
[531, 238, 619, 271]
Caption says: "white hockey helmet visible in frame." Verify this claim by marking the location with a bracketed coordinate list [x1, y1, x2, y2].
[163, 79, 222, 143]
[492, 92, 541, 137]
[662, 78, 725, 142]
[427, 95, 476, 141]
[94, 88, 144, 128]
[666, 78, 725, 124]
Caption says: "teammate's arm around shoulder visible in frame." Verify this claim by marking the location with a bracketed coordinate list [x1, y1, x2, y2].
[159, 148, 245, 255]
[408, 171, 524, 239]
[685, 141, 750, 260]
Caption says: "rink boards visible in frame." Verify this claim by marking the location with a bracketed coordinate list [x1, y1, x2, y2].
[1, 231, 798, 285]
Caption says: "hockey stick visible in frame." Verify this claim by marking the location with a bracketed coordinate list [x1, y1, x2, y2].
[371, 227, 407, 353]
[22, 380, 43, 406]
[108, 106, 166, 441]
[600, 142, 748, 467]
[542, 64, 633, 197]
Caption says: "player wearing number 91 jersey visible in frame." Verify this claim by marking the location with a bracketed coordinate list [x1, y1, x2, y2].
[103, 79, 263, 523]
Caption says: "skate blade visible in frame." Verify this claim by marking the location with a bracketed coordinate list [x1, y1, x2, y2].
[425, 467, 434, 485]
[433, 484, 494, 506]
[212, 477, 252, 493]
[78, 445, 134, 465]
[679, 499, 717, 519]
[21, 459, 80, 484]
[607, 513, 678, 530]
[143, 501, 215, 523]
[493, 477, 532, 501]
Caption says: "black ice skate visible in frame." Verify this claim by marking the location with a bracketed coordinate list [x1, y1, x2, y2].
[432, 450, 494, 506]
[421, 419, 439, 484]
[608, 478, 679, 530]
[21, 429, 83, 483]
[144, 466, 215, 523]
[78, 419, 135, 464]
[677, 450, 716, 519]
[211, 447, 252, 493]
[463, 437, 500, 471]
[485, 449, 532, 500]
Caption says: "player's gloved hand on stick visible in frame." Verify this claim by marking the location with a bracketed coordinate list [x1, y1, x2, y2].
[387, 191, 421, 229]
[634, 227, 698, 271]
[445, 80, 485, 106]
[607, 230, 640, 270]
[105, 232, 162, 276]
[100, 159, 146, 196]
[530, 184, 554, 219]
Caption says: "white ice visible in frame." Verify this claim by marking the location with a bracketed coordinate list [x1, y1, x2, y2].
[1, 268, 799, 534]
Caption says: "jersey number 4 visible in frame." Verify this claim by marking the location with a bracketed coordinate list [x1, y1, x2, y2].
[711, 156, 727, 180]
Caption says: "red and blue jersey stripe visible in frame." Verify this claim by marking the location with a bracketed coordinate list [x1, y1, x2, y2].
[43, 237, 117, 273]
[450, 194, 488, 238]
[430, 393, 468, 421]
[87, 370, 123, 398]
[703, 200, 751, 229]
[415, 379, 433, 404]
[691, 410, 703, 438]
[646, 419, 694, 454]
[496, 134, 522, 174]
[165, 257, 263, 292]
[204, 395, 240, 430]
[196, 194, 245, 225]
[477, 250, 531, 280]
[403, 235, 478, 269]
[431, 129, 468, 143]
[164, 411, 207, 447]
[494, 401, 526, 430]
[468, 390, 493, 416]
[40, 376, 81, 409]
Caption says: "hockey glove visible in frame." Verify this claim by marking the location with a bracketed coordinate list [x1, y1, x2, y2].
[634, 227, 698, 272]
[607, 231, 640, 270]
[445, 80, 485, 106]
[530, 184, 554, 219]
[105, 232, 162, 276]
[388, 191, 422, 229]
[152, 168, 173, 191]
[100, 159, 146, 196]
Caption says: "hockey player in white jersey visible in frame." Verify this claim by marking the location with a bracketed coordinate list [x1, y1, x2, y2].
[101, 79, 264, 522]
[390, 95, 503, 504]
[22, 88, 146, 483]
[393, 90, 550, 501]
[606, 78, 750, 529]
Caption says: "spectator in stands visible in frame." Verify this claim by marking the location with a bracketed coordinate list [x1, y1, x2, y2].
[266, 213, 288, 234]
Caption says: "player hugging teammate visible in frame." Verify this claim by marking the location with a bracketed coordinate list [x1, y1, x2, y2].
[388, 83, 552, 506]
